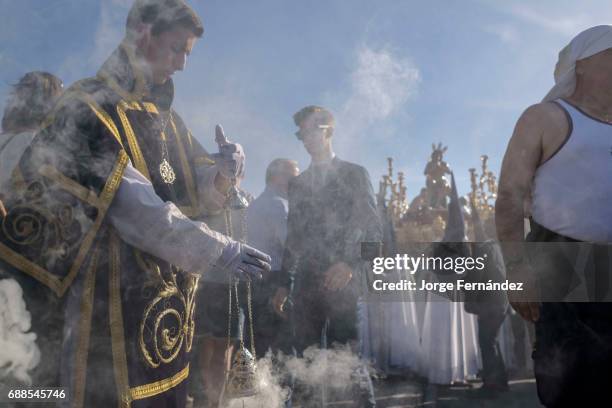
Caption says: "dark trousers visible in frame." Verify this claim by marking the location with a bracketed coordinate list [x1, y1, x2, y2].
[509, 312, 534, 372]
[251, 274, 293, 358]
[477, 309, 508, 387]
[528, 220, 612, 407]
[290, 279, 376, 408]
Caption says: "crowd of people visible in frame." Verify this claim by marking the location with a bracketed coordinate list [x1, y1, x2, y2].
[0, 1, 610, 408]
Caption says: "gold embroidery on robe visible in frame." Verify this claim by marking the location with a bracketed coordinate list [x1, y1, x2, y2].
[0, 150, 128, 296]
[136, 251, 199, 369]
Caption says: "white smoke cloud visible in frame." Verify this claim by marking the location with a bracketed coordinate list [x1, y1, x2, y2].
[223, 345, 367, 408]
[224, 351, 290, 408]
[483, 23, 520, 44]
[507, 4, 588, 36]
[0, 278, 40, 385]
[338, 45, 421, 140]
[283, 344, 364, 391]
[90, 0, 131, 67]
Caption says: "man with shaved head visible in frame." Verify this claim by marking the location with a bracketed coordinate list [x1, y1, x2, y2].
[245, 158, 299, 359]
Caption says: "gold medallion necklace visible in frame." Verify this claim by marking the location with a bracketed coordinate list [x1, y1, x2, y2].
[158, 129, 176, 185]
[139, 102, 176, 184]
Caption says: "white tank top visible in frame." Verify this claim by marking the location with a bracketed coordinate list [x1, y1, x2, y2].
[531, 99, 612, 243]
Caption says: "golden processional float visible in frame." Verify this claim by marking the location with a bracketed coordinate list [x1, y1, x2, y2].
[378, 143, 499, 250]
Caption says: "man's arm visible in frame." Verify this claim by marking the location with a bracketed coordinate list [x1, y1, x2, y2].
[272, 180, 303, 316]
[270, 198, 289, 248]
[324, 165, 383, 291]
[496, 102, 569, 322]
[279, 179, 302, 286]
[108, 164, 269, 279]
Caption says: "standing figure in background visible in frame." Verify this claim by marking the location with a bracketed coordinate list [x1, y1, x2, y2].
[497, 25, 612, 408]
[418, 173, 481, 389]
[0, 72, 63, 193]
[275, 105, 382, 407]
[192, 174, 254, 408]
[424, 143, 451, 209]
[0, 71, 63, 390]
[465, 207, 509, 394]
[247, 158, 299, 357]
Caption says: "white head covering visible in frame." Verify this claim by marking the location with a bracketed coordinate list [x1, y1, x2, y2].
[543, 25, 612, 102]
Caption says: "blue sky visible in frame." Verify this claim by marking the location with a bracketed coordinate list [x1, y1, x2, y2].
[1, 0, 610, 198]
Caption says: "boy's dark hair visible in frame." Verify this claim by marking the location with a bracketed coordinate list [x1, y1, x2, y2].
[292, 105, 335, 127]
[1, 71, 63, 133]
[126, 0, 204, 38]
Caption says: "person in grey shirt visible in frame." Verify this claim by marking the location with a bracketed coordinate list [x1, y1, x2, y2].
[247, 158, 299, 356]
[248, 159, 300, 271]
[0, 72, 63, 196]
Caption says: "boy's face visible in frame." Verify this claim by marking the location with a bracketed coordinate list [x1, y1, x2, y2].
[297, 115, 331, 157]
[143, 27, 197, 85]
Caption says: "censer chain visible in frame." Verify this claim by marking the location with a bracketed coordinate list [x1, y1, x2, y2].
[224, 207, 256, 358]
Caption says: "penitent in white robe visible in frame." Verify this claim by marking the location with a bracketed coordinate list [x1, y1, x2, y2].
[359, 269, 421, 374]
[418, 286, 481, 385]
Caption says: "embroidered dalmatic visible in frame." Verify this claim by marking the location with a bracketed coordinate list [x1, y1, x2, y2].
[0, 43, 224, 407]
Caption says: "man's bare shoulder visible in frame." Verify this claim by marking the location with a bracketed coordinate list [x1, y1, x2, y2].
[516, 102, 569, 138]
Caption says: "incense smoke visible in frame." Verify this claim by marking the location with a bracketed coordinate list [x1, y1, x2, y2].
[224, 345, 366, 408]
[0, 278, 40, 385]
[337, 46, 420, 142]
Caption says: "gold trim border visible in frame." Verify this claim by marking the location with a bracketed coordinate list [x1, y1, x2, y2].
[0, 242, 62, 293]
[129, 364, 190, 401]
[117, 101, 152, 181]
[169, 115, 200, 217]
[80, 95, 124, 148]
[71, 247, 99, 408]
[109, 230, 131, 408]
[39, 165, 102, 209]
[0, 150, 128, 297]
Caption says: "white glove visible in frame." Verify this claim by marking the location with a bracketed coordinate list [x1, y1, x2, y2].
[214, 125, 245, 180]
[217, 142, 245, 179]
[215, 241, 271, 280]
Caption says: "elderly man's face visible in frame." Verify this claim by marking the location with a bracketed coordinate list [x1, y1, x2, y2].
[577, 48, 612, 90]
[284, 163, 300, 185]
[143, 27, 197, 85]
[278, 162, 300, 192]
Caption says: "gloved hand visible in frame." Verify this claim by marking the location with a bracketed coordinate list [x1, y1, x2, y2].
[217, 142, 245, 179]
[215, 125, 245, 180]
[216, 241, 271, 281]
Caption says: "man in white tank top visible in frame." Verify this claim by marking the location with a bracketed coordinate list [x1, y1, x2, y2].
[496, 26, 612, 407]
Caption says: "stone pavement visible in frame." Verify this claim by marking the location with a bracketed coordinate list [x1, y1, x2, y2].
[319, 375, 543, 408]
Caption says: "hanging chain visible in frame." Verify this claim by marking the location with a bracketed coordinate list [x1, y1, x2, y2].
[247, 277, 256, 359]
[234, 279, 244, 350]
[225, 208, 234, 352]
[227, 270, 233, 352]
[240, 208, 256, 359]
[224, 205, 256, 357]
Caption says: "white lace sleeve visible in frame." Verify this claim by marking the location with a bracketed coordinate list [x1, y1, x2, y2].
[107, 163, 232, 274]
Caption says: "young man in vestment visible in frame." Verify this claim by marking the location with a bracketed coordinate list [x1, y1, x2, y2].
[0, 1, 270, 407]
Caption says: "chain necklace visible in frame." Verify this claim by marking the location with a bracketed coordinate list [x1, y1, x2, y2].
[138, 101, 176, 185]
